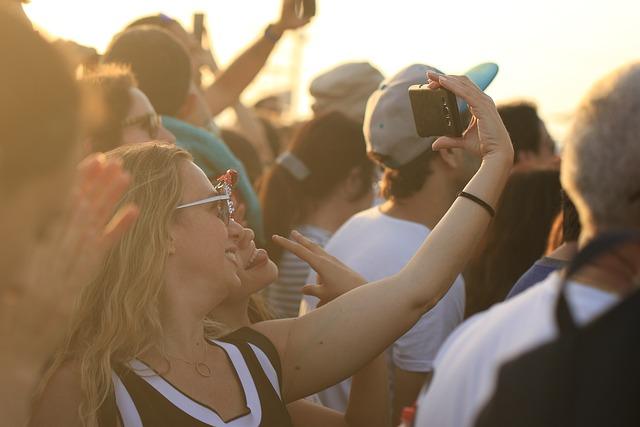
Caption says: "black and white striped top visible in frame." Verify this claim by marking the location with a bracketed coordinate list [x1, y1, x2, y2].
[100, 328, 292, 427]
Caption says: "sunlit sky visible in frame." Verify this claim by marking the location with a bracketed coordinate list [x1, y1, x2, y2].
[26, 0, 640, 143]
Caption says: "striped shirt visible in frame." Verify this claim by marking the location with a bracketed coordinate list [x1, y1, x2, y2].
[264, 225, 332, 318]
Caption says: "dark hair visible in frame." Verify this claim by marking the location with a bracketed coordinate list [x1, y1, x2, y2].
[259, 112, 374, 262]
[259, 117, 283, 159]
[498, 102, 541, 159]
[0, 8, 79, 192]
[561, 190, 581, 242]
[102, 27, 191, 117]
[372, 149, 435, 200]
[81, 64, 137, 152]
[465, 169, 562, 317]
[220, 129, 263, 185]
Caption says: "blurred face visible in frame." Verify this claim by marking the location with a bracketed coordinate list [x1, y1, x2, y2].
[121, 88, 175, 145]
[226, 226, 278, 302]
[1, 163, 75, 287]
[168, 160, 241, 304]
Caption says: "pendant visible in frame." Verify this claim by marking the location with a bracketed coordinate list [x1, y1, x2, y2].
[195, 362, 212, 378]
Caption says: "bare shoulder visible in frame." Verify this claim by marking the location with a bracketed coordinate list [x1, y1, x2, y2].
[29, 360, 83, 427]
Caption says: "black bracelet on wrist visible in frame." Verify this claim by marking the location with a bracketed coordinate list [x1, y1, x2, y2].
[264, 24, 282, 43]
[458, 191, 496, 218]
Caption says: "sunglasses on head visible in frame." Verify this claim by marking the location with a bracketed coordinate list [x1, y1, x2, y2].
[175, 169, 238, 225]
[121, 113, 161, 140]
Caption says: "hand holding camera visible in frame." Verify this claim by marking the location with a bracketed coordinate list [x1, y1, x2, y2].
[424, 72, 513, 164]
[273, 0, 314, 35]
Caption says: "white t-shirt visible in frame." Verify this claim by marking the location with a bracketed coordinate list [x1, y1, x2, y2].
[415, 272, 620, 427]
[299, 206, 466, 412]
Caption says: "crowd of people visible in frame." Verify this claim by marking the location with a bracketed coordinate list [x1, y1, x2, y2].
[1, 0, 639, 426]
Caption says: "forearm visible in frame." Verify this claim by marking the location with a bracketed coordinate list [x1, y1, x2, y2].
[204, 26, 281, 117]
[398, 156, 512, 311]
[392, 370, 431, 425]
[281, 156, 511, 400]
[345, 354, 390, 427]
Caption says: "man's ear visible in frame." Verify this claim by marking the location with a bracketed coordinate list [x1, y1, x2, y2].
[437, 147, 459, 169]
[176, 92, 197, 121]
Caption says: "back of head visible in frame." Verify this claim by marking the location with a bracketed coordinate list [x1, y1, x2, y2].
[259, 112, 374, 262]
[364, 64, 445, 201]
[310, 62, 384, 123]
[220, 129, 263, 185]
[466, 169, 562, 316]
[102, 26, 191, 117]
[80, 63, 137, 152]
[561, 62, 640, 232]
[0, 6, 79, 192]
[498, 102, 541, 160]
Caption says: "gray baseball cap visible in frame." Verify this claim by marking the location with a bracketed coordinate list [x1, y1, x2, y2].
[363, 63, 498, 168]
[310, 62, 385, 123]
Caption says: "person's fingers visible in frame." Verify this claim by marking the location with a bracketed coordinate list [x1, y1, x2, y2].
[102, 204, 139, 247]
[426, 73, 442, 89]
[291, 230, 325, 255]
[302, 284, 328, 307]
[427, 73, 492, 113]
[431, 136, 466, 151]
[301, 284, 323, 298]
[92, 169, 131, 226]
[77, 153, 106, 196]
[83, 158, 122, 217]
[272, 235, 320, 267]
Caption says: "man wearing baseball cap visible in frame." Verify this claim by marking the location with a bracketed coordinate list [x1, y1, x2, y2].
[300, 62, 498, 423]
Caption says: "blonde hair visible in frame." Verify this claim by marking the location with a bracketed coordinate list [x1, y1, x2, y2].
[44, 142, 191, 426]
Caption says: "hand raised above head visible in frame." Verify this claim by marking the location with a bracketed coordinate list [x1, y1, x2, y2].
[273, 0, 313, 33]
[426, 72, 514, 166]
[272, 230, 366, 306]
[27, 153, 139, 314]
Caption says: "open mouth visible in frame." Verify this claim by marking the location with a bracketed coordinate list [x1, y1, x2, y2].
[245, 246, 269, 270]
[224, 247, 239, 267]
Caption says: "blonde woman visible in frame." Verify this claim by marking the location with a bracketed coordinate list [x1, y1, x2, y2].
[32, 73, 513, 427]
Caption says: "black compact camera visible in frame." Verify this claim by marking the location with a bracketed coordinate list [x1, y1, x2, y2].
[409, 85, 463, 138]
[295, 0, 316, 19]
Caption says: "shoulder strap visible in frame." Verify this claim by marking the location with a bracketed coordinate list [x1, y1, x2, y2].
[220, 327, 283, 386]
[555, 230, 640, 334]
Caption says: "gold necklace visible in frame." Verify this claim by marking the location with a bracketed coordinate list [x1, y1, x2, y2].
[165, 339, 212, 378]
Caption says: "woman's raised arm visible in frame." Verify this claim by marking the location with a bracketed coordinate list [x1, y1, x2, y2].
[254, 73, 514, 402]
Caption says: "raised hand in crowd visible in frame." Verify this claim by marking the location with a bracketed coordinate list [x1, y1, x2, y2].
[26, 153, 139, 317]
[274, 230, 367, 307]
[1, 154, 138, 425]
